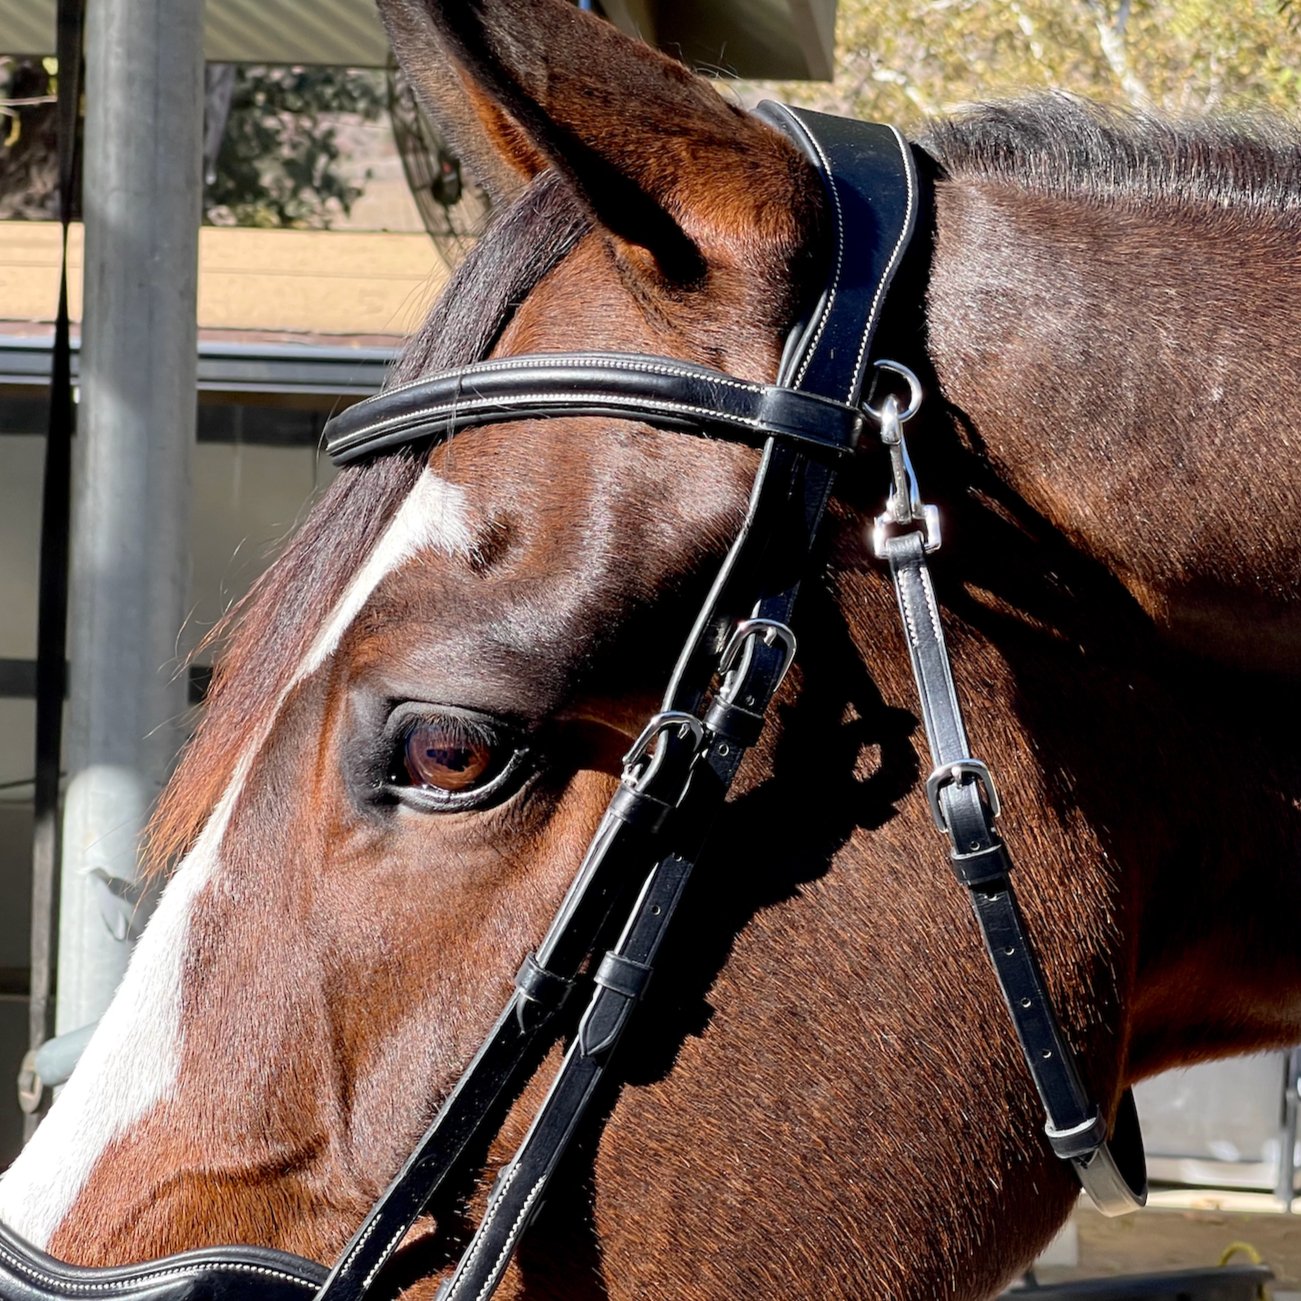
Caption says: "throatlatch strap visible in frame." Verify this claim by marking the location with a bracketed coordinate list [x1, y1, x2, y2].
[881, 530, 1147, 1215]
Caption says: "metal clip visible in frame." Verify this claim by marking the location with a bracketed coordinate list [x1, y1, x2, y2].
[864, 358, 924, 424]
[866, 361, 940, 558]
[621, 711, 704, 793]
[925, 758, 1002, 835]
[717, 618, 797, 704]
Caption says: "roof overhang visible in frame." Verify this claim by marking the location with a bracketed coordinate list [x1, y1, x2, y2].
[0, 0, 835, 79]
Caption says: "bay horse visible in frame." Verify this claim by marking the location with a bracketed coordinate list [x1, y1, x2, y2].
[3, 1, 1301, 1297]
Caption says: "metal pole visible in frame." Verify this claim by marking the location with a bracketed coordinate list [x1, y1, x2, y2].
[1277, 1047, 1300, 1210]
[23, 0, 84, 1139]
[55, 0, 203, 1037]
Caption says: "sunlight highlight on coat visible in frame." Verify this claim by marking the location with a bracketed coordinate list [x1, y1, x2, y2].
[0, 763, 249, 1245]
[0, 468, 474, 1246]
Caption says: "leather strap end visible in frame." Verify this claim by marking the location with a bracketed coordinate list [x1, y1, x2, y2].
[578, 954, 655, 1059]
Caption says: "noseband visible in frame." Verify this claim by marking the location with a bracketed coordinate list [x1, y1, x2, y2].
[0, 104, 1146, 1301]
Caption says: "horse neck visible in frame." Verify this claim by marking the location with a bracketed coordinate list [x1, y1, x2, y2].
[927, 174, 1301, 668]
[915, 171, 1301, 1077]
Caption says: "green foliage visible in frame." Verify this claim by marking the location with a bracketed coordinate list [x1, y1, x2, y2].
[0, 57, 63, 219]
[205, 66, 385, 229]
[763, 0, 1301, 131]
[0, 61, 385, 228]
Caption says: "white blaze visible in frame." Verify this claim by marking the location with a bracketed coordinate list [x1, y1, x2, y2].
[0, 469, 474, 1245]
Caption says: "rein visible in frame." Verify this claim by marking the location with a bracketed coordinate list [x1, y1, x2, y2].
[0, 103, 1145, 1301]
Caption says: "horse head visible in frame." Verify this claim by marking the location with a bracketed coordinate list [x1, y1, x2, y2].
[4, 2, 1301, 1298]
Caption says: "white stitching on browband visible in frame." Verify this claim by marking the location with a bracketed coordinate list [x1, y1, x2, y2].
[848, 124, 918, 404]
[335, 390, 772, 453]
[0, 1244, 318, 1296]
[362, 355, 762, 407]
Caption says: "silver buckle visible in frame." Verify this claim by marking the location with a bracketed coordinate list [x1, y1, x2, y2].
[925, 758, 1001, 834]
[717, 618, 797, 703]
[621, 711, 705, 791]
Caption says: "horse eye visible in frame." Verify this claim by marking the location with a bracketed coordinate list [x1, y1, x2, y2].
[384, 708, 526, 811]
[402, 719, 495, 792]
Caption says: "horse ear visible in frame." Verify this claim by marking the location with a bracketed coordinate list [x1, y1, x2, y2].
[382, 5, 542, 205]
[378, 0, 807, 283]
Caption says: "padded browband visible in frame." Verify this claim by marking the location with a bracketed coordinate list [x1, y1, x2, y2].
[323, 352, 866, 466]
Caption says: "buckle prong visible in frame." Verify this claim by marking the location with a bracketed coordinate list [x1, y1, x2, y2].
[621, 711, 704, 793]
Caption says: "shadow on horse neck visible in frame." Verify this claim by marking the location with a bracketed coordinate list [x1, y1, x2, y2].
[2, 13, 1300, 1294]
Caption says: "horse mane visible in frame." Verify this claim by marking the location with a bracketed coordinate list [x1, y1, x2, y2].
[925, 93, 1301, 211]
[146, 171, 589, 874]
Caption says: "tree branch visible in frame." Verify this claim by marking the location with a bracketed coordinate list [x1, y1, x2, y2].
[1084, 0, 1152, 107]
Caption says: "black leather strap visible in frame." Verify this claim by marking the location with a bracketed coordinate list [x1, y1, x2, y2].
[0, 1224, 322, 1301]
[882, 530, 1147, 1215]
[324, 353, 865, 467]
[755, 105, 918, 407]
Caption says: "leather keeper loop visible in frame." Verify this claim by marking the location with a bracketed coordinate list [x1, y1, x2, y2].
[703, 698, 765, 747]
[950, 842, 1011, 888]
[1045, 1110, 1108, 1161]
[593, 952, 654, 1002]
[514, 952, 573, 1009]
[608, 783, 673, 833]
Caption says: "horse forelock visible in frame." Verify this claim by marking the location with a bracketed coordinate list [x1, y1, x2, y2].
[146, 173, 590, 878]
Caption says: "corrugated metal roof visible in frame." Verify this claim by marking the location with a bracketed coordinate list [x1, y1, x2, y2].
[0, 0, 834, 77]
[0, 0, 392, 65]
[202, 0, 392, 66]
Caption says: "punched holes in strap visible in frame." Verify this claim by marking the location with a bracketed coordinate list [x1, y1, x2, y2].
[703, 697, 765, 747]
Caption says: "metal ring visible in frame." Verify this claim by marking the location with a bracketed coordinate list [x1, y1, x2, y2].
[865, 359, 923, 424]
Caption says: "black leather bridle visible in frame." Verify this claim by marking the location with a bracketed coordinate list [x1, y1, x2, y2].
[0, 103, 1146, 1301]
